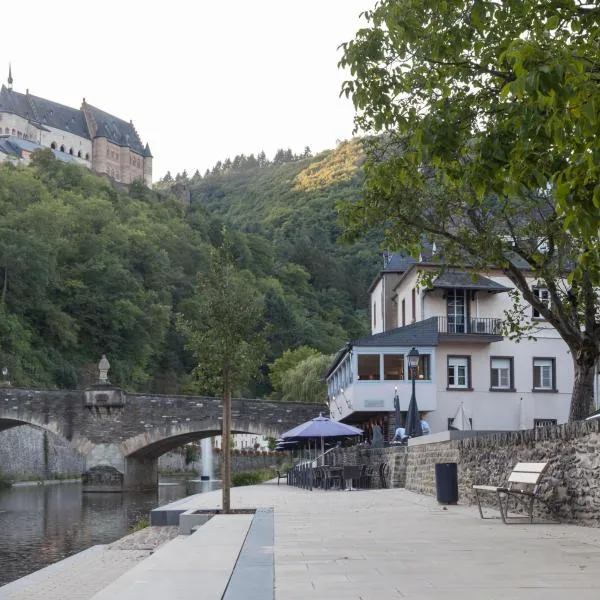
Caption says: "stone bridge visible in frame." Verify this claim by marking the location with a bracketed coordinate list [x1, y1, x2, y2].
[0, 385, 320, 491]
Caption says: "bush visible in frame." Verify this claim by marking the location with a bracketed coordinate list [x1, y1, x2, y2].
[232, 468, 277, 487]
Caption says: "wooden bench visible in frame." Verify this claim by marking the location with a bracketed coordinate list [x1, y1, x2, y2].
[473, 462, 549, 524]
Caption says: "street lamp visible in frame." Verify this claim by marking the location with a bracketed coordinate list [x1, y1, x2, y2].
[407, 347, 420, 418]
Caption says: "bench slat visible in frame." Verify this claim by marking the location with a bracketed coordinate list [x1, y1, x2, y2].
[513, 462, 547, 473]
[508, 471, 541, 484]
[472, 485, 498, 492]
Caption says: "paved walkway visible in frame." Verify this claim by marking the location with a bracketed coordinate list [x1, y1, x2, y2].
[189, 483, 600, 600]
[2, 483, 600, 599]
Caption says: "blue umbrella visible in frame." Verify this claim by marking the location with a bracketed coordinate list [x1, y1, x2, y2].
[281, 414, 363, 455]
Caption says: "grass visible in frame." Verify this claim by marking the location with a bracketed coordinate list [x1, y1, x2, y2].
[232, 468, 278, 487]
[129, 517, 150, 532]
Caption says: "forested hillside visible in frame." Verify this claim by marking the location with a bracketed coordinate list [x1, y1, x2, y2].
[0, 141, 379, 397]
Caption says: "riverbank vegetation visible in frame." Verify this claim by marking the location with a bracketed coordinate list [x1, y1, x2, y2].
[0, 143, 376, 399]
[231, 468, 278, 487]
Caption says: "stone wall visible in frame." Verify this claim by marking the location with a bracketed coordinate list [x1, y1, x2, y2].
[0, 424, 85, 479]
[405, 420, 600, 525]
[325, 445, 407, 488]
[158, 450, 285, 476]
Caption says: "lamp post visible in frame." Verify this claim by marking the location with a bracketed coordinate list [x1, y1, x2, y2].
[408, 347, 420, 399]
[406, 347, 422, 437]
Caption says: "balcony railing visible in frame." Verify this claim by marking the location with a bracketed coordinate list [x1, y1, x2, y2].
[437, 316, 502, 336]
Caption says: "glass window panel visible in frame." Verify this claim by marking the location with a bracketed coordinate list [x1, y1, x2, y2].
[358, 354, 380, 380]
[533, 359, 553, 389]
[384, 354, 405, 380]
[417, 355, 431, 380]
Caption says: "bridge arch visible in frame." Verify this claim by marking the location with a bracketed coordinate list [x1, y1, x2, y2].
[120, 417, 287, 458]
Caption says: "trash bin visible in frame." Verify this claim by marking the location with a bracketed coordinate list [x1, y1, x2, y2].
[435, 462, 458, 504]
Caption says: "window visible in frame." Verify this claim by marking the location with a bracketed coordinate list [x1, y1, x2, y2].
[85, 153, 90, 160]
[413, 354, 431, 381]
[411, 288, 416, 322]
[447, 289, 467, 333]
[69, 148, 73, 155]
[532, 288, 550, 318]
[534, 418, 557, 428]
[490, 357, 514, 390]
[60, 145, 65, 152]
[384, 354, 404, 380]
[77, 150, 82, 158]
[533, 358, 556, 391]
[373, 302, 376, 328]
[50, 142, 56, 149]
[401, 299, 406, 327]
[447, 356, 470, 389]
[358, 354, 380, 380]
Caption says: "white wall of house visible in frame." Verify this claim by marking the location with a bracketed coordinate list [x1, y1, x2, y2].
[371, 279, 384, 334]
[432, 338, 572, 433]
[392, 269, 422, 329]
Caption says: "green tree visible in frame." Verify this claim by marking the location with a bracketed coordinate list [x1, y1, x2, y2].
[278, 352, 333, 404]
[178, 239, 266, 512]
[268, 346, 321, 398]
[339, 0, 600, 421]
[340, 0, 600, 250]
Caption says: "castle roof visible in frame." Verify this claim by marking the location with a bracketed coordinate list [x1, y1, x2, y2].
[84, 103, 145, 154]
[144, 142, 153, 158]
[0, 86, 148, 155]
[0, 85, 90, 138]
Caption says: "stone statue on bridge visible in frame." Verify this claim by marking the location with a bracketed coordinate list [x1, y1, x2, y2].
[98, 355, 110, 384]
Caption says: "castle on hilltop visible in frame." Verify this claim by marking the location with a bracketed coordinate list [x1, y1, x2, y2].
[0, 67, 152, 187]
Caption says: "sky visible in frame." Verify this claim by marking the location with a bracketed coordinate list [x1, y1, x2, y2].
[2, 0, 372, 180]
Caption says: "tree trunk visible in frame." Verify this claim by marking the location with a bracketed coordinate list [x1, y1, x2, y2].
[569, 351, 596, 422]
[221, 374, 232, 514]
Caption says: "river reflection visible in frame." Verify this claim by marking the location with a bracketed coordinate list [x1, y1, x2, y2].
[0, 477, 220, 587]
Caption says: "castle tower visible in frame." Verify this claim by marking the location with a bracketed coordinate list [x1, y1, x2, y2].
[143, 143, 153, 188]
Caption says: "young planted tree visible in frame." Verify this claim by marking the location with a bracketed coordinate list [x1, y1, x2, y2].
[178, 240, 266, 512]
[339, 0, 600, 421]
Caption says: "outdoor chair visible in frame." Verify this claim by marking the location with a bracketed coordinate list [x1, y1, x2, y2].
[342, 465, 362, 491]
[359, 464, 377, 489]
[473, 462, 552, 524]
[324, 465, 343, 490]
[276, 469, 288, 486]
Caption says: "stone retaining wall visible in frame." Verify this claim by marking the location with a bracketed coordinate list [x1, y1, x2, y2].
[158, 451, 285, 476]
[0, 425, 85, 479]
[406, 420, 600, 525]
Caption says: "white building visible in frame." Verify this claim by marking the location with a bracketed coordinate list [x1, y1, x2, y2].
[212, 433, 270, 451]
[326, 254, 582, 435]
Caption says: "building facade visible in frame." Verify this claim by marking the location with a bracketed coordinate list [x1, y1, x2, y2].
[0, 71, 152, 186]
[327, 254, 593, 435]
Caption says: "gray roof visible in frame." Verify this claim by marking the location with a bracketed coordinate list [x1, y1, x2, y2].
[351, 317, 439, 347]
[432, 271, 511, 292]
[144, 142, 153, 158]
[0, 86, 90, 139]
[326, 318, 439, 377]
[0, 136, 80, 163]
[86, 104, 144, 153]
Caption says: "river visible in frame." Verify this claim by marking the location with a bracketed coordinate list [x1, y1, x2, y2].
[0, 477, 220, 587]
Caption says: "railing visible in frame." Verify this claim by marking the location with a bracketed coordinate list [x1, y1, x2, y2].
[437, 316, 502, 335]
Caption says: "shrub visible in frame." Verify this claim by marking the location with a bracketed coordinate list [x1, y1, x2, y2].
[232, 468, 277, 487]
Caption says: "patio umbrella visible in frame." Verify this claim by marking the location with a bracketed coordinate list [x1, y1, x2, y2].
[449, 403, 472, 431]
[405, 390, 422, 438]
[281, 414, 363, 455]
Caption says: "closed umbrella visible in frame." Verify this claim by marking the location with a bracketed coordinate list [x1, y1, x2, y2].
[393, 387, 401, 431]
[405, 389, 422, 438]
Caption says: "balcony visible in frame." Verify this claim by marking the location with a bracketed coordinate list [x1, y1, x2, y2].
[437, 316, 503, 343]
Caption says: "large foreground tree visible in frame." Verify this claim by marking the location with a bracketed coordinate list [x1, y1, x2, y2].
[339, 0, 600, 421]
[178, 240, 266, 512]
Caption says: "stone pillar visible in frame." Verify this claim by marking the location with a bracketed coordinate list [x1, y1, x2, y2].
[143, 154, 153, 188]
[124, 456, 158, 491]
